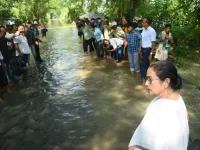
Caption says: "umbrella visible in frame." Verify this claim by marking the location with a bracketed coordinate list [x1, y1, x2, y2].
[80, 13, 103, 20]
[7, 17, 20, 21]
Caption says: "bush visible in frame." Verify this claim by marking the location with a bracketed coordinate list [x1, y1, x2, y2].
[171, 25, 200, 58]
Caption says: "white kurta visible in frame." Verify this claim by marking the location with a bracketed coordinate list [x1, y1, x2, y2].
[104, 26, 111, 40]
[129, 96, 189, 150]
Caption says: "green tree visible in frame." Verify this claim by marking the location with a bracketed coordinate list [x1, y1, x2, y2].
[12, 0, 50, 22]
[0, 0, 15, 23]
[86, 0, 143, 21]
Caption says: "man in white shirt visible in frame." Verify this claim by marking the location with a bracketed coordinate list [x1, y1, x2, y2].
[109, 21, 126, 39]
[140, 17, 156, 85]
[81, 20, 94, 53]
[103, 38, 127, 62]
[14, 25, 31, 66]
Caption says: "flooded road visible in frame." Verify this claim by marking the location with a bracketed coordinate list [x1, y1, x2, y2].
[0, 26, 200, 150]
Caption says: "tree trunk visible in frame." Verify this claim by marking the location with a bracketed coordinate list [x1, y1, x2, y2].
[129, 0, 135, 21]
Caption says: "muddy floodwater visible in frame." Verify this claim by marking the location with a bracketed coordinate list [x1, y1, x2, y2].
[0, 25, 200, 150]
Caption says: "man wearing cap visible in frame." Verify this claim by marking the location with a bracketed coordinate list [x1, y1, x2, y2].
[33, 20, 38, 25]
[110, 22, 125, 39]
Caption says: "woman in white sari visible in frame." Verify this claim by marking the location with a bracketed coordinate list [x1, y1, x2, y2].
[128, 61, 189, 150]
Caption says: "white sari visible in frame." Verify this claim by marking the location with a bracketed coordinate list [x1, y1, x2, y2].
[129, 96, 189, 150]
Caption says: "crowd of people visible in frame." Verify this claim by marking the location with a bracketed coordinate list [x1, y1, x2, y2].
[0, 20, 48, 102]
[76, 17, 173, 85]
[77, 17, 189, 150]
[0, 15, 189, 149]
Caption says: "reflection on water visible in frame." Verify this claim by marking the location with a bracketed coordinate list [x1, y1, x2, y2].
[0, 26, 199, 150]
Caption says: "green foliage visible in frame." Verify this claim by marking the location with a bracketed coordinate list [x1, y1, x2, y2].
[93, 0, 143, 20]
[14, 0, 50, 22]
[0, 0, 14, 21]
[47, 0, 84, 23]
[0, 0, 51, 23]
[0, 0, 200, 60]
[136, 0, 200, 60]
[176, 58, 185, 69]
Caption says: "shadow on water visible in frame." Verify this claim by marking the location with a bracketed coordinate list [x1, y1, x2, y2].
[0, 26, 200, 150]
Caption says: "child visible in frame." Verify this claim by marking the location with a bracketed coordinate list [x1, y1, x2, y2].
[126, 22, 141, 75]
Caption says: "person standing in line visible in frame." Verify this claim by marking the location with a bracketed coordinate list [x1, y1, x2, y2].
[121, 17, 129, 60]
[95, 18, 103, 31]
[102, 19, 111, 57]
[25, 22, 43, 63]
[0, 26, 12, 80]
[5, 25, 15, 40]
[40, 21, 48, 38]
[81, 20, 94, 53]
[13, 24, 18, 33]
[0, 50, 12, 95]
[90, 25, 104, 58]
[76, 20, 83, 40]
[140, 17, 156, 85]
[126, 22, 141, 75]
[121, 16, 129, 33]
[89, 19, 97, 52]
[103, 20, 111, 40]
[90, 18, 95, 26]
[25, 22, 36, 59]
[5, 25, 22, 84]
[14, 25, 31, 67]
[135, 20, 143, 34]
[128, 61, 189, 150]
[110, 21, 126, 39]
[32, 23, 43, 62]
[0, 27, 12, 93]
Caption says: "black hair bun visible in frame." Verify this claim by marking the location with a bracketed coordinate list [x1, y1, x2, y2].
[176, 74, 183, 90]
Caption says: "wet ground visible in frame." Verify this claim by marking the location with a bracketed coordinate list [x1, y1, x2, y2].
[0, 26, 200, 150]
